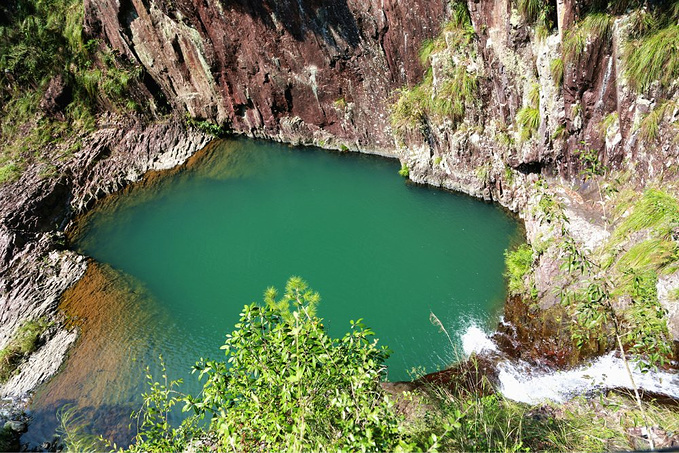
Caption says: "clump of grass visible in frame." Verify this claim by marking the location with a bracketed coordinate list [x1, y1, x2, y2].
[0, 319, 50, 383]
[390, 81, 430, 136]
[450, 0, 473, 30]
[615, 188, 679, 240]
[516, 83, 541, 141]
[517, 0, 542, 23]
[504, 244, 534, 296]
[517, 106, 540, 140]
[639, 100, 677, 142]
[551, 58, 564, 88]
[563, 13, 612, 65]
[432, 66, 478, 123]
[418, 39, 436, 66]
[0, 163, 21, 184]
[625, 24, 679, 93]
[601, 111, 618, 134]
[57, 405, 108, 452]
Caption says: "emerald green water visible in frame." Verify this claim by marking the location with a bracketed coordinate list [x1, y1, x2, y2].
[26, 139, 519, 446]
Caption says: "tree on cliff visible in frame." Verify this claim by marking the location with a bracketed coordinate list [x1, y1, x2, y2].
[126, 277, 402, 452]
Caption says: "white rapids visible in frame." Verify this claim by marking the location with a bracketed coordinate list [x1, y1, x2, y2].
[458, 323, 679, 405]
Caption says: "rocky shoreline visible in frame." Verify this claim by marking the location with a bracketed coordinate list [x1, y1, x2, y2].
[0, 119, 212, 440]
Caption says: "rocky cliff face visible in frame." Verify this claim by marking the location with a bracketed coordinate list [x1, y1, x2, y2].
[85, 0, 448, 153]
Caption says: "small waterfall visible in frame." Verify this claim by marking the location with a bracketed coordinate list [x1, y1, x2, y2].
[458, 324, 679, 404]
[498, 353, 679, 404]
[461, 325, 499, 356]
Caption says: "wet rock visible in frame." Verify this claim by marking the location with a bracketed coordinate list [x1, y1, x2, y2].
[0, 119, 210, 415]
[4, 420, 26, 433]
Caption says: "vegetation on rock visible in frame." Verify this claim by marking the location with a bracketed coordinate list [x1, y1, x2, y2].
[0, 319, 49, 384]
[390, 1, 479, 138]
[505, 244, 535, 297]
[0, 0, 145, 184]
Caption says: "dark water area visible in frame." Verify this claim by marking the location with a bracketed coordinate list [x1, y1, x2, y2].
[23, 139, 520, 448]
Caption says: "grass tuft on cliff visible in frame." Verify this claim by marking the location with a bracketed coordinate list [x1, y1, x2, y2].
[390, 0, 478, 138]
[0, 318, 50, 384]
[0, 0, 145, 184]
[562, 13, 612, 66]
[625, 24, 679, 93]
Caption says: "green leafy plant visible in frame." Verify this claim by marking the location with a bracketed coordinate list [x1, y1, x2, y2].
[399, 162, 410, 178]
[128, 359, 202, 452]
[126, 278, 401, 452]
[185, 116, 227, 137]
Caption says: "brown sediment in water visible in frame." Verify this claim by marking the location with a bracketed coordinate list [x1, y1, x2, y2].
[27, 262, 165, 446]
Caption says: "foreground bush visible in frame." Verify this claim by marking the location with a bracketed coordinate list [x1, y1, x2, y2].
[127, 277, 401, 452]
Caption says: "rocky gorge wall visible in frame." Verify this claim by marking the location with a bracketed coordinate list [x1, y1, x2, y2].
[84, 0, 448, 153]
[1, 0, 679, 425]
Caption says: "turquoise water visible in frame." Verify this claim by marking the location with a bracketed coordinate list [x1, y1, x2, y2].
[26, 139, 519, 446]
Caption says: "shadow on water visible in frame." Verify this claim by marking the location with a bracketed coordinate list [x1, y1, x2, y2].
[216, 0, 360, 48]
[24, 400, 135, 451]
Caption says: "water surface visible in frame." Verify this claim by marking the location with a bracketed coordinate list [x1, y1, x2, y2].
[26, 139, 520, 446]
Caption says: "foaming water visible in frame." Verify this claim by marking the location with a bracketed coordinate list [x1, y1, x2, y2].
[498, 354, 679, 404]
[461, 324, 499, 356]
[458, 324, 679, 404]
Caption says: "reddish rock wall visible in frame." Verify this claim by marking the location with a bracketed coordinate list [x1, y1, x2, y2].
[84, 0, 449, 153]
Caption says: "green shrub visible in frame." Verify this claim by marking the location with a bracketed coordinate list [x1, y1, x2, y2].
[127, 278, 401, 452]
[504, 244, 534, 296]
[399, 163, 410, 178]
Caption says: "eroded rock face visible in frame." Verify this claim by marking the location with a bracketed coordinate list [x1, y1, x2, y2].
[85, 0, 448, 153]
